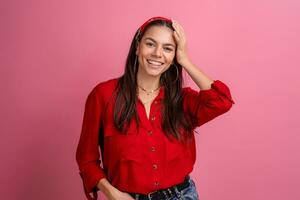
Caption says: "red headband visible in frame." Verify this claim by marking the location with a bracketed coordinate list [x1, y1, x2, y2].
[138, 16, 172, 33]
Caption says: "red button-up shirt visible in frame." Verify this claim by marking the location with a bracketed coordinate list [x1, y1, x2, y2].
[76, 78, 234, 199]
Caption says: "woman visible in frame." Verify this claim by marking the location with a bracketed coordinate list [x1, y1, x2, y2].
[76, 16, 235, 200]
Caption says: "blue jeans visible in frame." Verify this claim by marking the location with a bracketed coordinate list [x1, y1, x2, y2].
[168, 176, 199, 200]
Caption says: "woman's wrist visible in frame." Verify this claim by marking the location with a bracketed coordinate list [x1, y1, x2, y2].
[97, 178, 119, 198]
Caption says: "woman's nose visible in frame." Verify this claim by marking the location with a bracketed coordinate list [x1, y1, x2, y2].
[152, 47, 162, 57]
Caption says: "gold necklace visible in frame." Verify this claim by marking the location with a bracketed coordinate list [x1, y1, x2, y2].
[138, 85, 160, 95]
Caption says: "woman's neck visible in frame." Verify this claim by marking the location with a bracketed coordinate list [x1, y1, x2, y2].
[136, 71, 161, 91]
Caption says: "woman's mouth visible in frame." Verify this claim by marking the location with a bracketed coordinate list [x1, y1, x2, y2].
[147, 59, 164, 66]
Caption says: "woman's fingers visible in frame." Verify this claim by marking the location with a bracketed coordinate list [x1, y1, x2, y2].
[172, 20, 185, 37]
[173, 30, 180, 42]
[172, 20, 187, 46]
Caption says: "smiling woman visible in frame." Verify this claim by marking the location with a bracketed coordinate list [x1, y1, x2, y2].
[76, 16, 235, 200]
[136, 26, 176, 78]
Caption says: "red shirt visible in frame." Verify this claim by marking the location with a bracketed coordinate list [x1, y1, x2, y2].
[76, 78, 234, 199]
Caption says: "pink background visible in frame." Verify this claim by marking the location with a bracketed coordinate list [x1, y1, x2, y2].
[1, 0, 299, 199]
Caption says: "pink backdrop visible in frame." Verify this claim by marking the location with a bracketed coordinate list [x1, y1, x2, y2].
[1, 0, 299, 199]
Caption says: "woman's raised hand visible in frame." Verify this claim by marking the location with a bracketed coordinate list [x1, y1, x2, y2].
[171, 19, 192, 67]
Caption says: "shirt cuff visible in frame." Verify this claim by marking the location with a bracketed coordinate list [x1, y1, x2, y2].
[199, 80, 235, 104]
[80, 165, 107, 194]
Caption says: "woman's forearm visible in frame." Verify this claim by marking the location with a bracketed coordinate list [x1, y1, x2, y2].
[182, 59, 214, 90]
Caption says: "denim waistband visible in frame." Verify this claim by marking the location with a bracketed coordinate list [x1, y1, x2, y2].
[129, 175, 191, 200]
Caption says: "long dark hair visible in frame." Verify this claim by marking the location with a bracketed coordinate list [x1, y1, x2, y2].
[113, 19, 196, 142]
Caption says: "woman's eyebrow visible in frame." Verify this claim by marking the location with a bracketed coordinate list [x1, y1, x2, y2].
[144, 37, 175, 47]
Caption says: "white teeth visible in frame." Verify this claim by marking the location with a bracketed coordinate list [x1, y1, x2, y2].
[147, 59, 163, 66]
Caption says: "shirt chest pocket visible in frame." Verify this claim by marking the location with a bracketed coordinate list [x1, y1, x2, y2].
[103, 125, 144, 165]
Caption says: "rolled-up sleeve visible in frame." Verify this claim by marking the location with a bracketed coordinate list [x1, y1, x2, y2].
[76, 86, 107, 195]
[183, 80, 235, 128]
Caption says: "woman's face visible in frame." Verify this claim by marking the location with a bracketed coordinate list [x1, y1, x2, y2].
[136, 25, 176, 78]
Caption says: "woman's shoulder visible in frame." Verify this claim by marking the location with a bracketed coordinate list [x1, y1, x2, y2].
[89, 77, 120, 99]
[94, 77, 120, 90]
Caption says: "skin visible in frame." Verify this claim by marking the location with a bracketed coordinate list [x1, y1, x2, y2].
[96, 19, 214, 200]
[136, 25, 176, 85]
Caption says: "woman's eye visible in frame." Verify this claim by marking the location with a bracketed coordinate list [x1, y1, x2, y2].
[164, 48, 173, 52]
[146, 42, 154, 47]
[145, 42, 173, 52]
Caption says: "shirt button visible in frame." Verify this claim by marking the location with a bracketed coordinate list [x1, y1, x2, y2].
[148, 130, 153, 135]
[151, 116, 156, 121]
[152, 164, 158, 170]
[154, 181, 160, 186]
[150, 146, 156, 152]
[154, 101, 158, 104]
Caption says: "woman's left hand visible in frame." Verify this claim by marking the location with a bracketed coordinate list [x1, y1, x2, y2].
[171, 19, 191, 67]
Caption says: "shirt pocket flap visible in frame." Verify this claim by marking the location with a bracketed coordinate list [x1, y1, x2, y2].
[104, 124, 143, 163]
